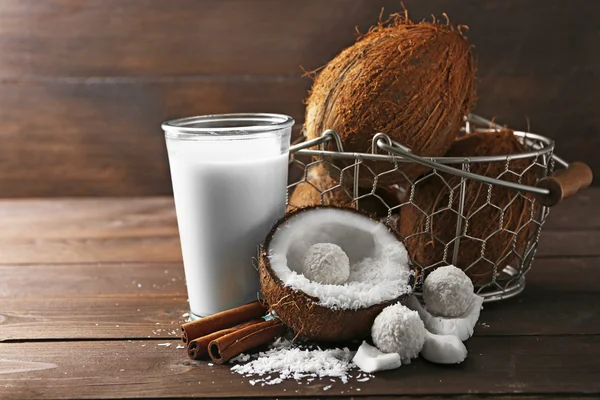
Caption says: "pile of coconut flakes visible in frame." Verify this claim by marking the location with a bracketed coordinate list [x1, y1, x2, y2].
[228, 337, 373, 388]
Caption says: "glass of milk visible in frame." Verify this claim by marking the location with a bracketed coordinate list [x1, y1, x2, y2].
[163, 113, 294, 318]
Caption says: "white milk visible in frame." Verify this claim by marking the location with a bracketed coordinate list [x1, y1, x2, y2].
[166, 137, 288, 317]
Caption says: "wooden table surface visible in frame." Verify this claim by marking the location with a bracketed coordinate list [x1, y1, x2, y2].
[1, 191, 599, 399]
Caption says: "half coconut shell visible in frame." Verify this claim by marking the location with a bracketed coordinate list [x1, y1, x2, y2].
[259, 206, 420, 342]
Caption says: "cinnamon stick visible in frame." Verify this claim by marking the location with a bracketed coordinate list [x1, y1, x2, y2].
[187, 319, 262, 360]
[181, 300, 267, 344]
[208, 319, 286, 364]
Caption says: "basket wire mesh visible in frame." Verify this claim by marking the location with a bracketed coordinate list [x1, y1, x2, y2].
[287, 114, 558, 302]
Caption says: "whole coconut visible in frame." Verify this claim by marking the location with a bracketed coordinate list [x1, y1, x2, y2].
[399, 130, 542, 286]
[305, 13, 476, 186]
[287, 163, 350, 211]
[287, 162, 400, 219]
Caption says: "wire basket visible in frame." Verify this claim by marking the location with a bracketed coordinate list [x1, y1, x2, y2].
[287, 114, 592, 302]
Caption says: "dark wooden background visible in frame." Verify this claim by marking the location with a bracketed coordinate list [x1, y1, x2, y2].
[0, 0, 597, 197]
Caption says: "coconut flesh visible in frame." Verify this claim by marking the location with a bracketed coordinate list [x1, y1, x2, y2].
[360, 264, 482, 371]
[259, 206, 417, 341]
[369, 302, 468, 368]
[406, 295, 483, 342]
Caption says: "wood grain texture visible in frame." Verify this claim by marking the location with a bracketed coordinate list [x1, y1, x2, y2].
[542, 190, 600, 230]
[0, 263, 186, 298]
[0, 199, 597, 398]
[0, 0, 598, 196]
[0, 190, 594, 239]
[0, 198, 178, 239]
[537, 231, 600, 257]
[0, 193, 598, 264]
[1, 256, 599, 340]
[2, 257, 598, 299]
[5, 225, 599, 264]
[2, 284, 600, 341]
[0, 0, 596, 79]
[0, 0, 406, 78]
[0, 79, 307, 197]
[1, 337, 600, 399]
[0, 297, 189, 341]
[2, 75, 596, 197]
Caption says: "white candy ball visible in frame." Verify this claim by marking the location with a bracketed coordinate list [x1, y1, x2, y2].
[423, 265, 474, 317]
[371, 303, 426, 363]
[302, 243, 350, 285]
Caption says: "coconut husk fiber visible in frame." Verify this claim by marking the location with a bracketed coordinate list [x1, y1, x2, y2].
[259, 206, 419, 342]
[259, 256, 399, 342]
[286, 162, 400, 219]
[399, 130, 542, 286]
[304, 12, 476, 187]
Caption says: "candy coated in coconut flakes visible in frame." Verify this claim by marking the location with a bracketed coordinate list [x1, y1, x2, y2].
[423, 265, 474, 317]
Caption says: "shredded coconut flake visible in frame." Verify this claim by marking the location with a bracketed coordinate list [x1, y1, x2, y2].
[230, 338, 361, 386]
[230, 353, 251, 364]
[423, 265, 474, 317]
[372, 303, 425, 363]
[281, 243, 412, 310]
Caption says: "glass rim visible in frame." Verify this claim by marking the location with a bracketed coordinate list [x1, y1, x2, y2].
[162, 113, 295, 139]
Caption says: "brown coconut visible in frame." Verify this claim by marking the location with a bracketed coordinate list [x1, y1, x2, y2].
[286, 162, 401, 219]
[304, 13, 476, 186]
[259, 206, 419, 342]
[399, 130, 541, 286]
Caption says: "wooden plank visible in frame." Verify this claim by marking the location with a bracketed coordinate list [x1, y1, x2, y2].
[0, 297, 189, 342]
[1, 336, 599, 399]
[0, 196, 598, 264]
[537, 231, 600, 257]
[0, 0, 406, 77]
[0, 0, 598, 79]
[0, 236, 182, 264]
[2, 288, 600, 341]
[1, 76, 596, 197]
[542, 189, 600, 230]
[0, 263, 187, 299]
[1, 258, 599, 301]
[477, 290, 600, 336]
[0, 198, 178, 239]
[474, 75, 600, 189]
[521, 257, 600, 293]
[1, 257, 599, 340]
[0, 1, 597, 197]
[2, 221, 598, 264]
[1, 77, 596, 198]
[0, 79, 307, 197]
[0, 190, 595, 239]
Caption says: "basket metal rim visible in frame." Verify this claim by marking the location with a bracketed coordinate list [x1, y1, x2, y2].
[291, 129, 555, 164]
[289, 114, 557, 198]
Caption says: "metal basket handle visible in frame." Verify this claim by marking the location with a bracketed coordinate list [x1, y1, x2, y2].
[536, 162, 593, 206]
[290, 115, 593, 207]
[464, 114, 593, 205]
